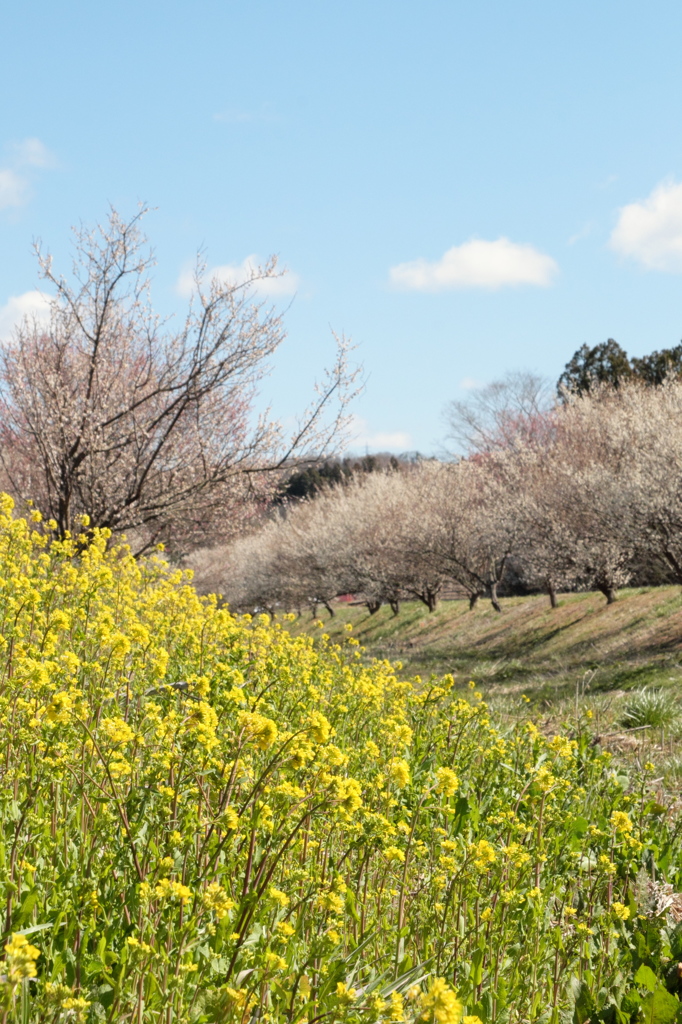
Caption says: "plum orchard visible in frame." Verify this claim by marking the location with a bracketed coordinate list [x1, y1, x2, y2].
[0, 498, 680, 1023]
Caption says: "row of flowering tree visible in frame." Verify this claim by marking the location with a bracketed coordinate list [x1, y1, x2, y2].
[197, 380, 682, 614]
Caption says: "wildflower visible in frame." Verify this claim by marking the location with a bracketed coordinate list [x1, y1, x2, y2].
[221, 807, 239, 830]
[480, 907, 492, 922]
[463, 1018, 484, 1024]
[61, 997, 91, 1022]
[549, 735, 576, 758]
[155, 878, 192, 903]
[109, 755, 132, 779]
[383, 845, 406, 864]
[534, 765, 556, 791]
[2, 933, 41, 981]
[126, 936, 153, 954]
[419, 977, 463, 1024]
[470, 839, 496, 871]
[308, 711, 332, 743]
[269, 888, 290, 908]
[335, 982, 357, 1004]
[203, 882, 235, 920]
[388, 758, 411, 788]
[599, 855, 617, 875]
[504, 842, 530, 867]
[222, 987, 256, 1012]
[265, 951, 287, 971]
[610, 811, 633, 834]
[435, 767, 459, 797]
[388, 990, 405, 1021]
[45, 691, 73, 724]
[277, 921, 295, 936]
[238, 710, 278, 749]
[316, 890, 345, 914]
[334, 777, 363, 814]
[612, 902, 630, 920]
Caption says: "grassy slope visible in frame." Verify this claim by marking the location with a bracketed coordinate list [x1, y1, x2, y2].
[283, 586, 682, 702]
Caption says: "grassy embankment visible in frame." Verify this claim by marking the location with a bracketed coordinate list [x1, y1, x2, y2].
[283, 587, 682, 702]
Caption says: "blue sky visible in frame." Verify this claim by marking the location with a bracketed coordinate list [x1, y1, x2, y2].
[3, 0, 682, 453]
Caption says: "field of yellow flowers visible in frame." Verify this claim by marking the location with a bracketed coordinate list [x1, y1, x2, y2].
[0, 497, 681, 1024]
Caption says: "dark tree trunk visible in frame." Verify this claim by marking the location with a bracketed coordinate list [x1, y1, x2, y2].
[548, 583, 558, 609]
[323, 600, 335, 618]
[598, 585, 617, 604]
[469, 592, 480, 611]
[366, 600, 382, 615]
[389, 599, 400, 616]
[489, 582, 502, 613]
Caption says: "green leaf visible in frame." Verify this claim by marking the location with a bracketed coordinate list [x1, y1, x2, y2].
[573, 981, 595, 1024]
[635, 965, 659, 993]
[17, 889, 38, 923]
[639, 987, 680, 1024]
[471, 948, 484, 986]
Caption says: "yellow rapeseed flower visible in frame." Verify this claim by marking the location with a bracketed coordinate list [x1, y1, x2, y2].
[419, 977, 463, 1024]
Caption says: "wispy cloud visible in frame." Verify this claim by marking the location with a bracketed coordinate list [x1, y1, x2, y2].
[0, 137, 56, 211]
[568, 222, 594, 246]
[0, 290, 51, 340]
[9, 138, 55, 168]
[610, 179, 682, 272]
[459, 376, 482, 390]
[390, 238, 558, 291]
[349, 417, 411, 452]
[176, 255, 300, 300]
[0, 170, 27, 210]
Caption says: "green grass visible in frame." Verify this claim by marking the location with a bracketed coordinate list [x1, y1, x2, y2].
[282, 586, 682, 703]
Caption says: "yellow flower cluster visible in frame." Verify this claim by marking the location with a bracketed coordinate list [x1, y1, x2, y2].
[0, 497, 671, 1023]
[419, 978, 463, 1024]
[2, 934, 40, 983]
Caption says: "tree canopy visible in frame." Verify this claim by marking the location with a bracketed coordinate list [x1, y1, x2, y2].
[558, 339, 682, 395]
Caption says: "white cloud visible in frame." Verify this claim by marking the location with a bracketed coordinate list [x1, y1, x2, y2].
[349, 417, 411, 452]
[0, 137, 56, 211]
[459, 376, 482, 390]
[0, 169, 27, 210]
[610, 179, 682, 271]
[9, 137, 54, 168]
[0, 290, 51, 340]
[390, 237, 558, 291]
[176, 256, 300, 299]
